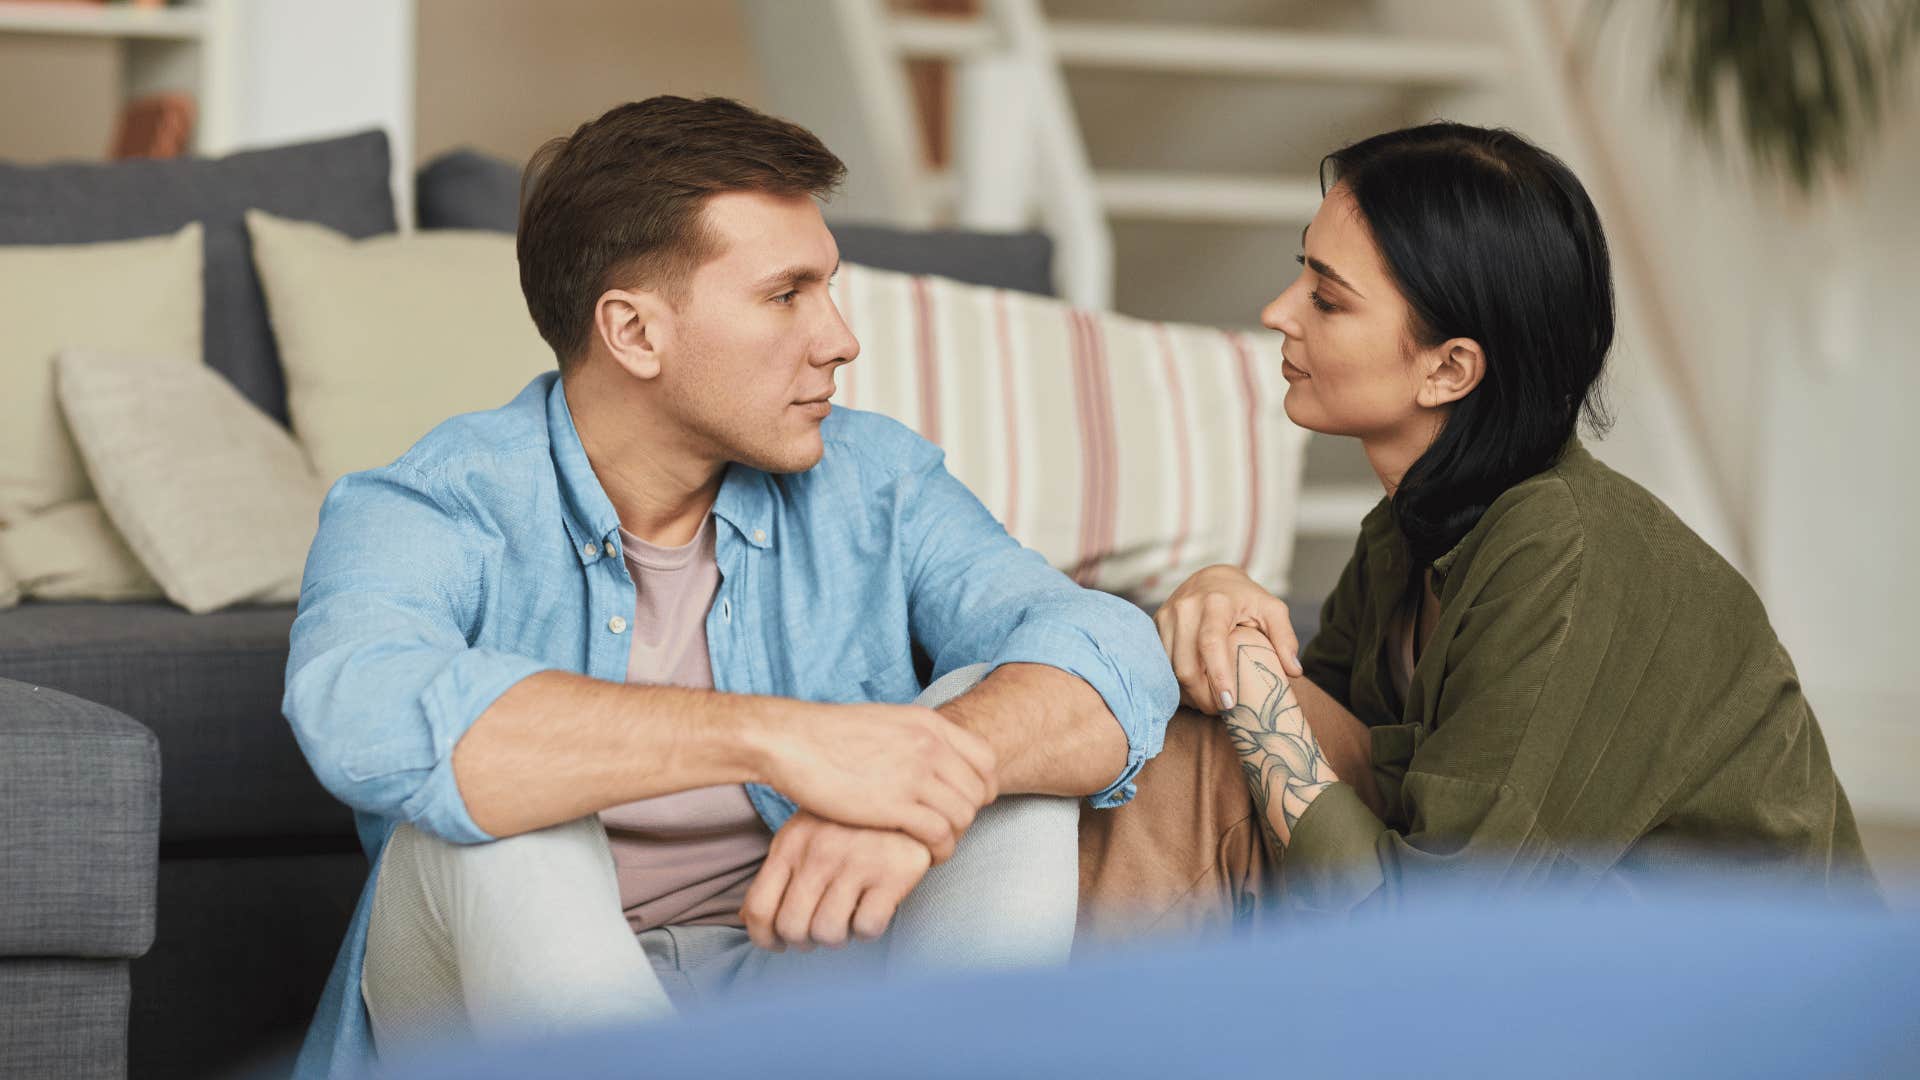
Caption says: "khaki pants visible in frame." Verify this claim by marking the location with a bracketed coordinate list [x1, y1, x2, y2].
[1076, 708, 1275, 951]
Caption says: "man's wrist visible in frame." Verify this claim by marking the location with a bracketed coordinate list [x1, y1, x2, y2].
[720, 693, 788, 787]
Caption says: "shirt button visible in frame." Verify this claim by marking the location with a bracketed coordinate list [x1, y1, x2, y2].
[604, 540, 618, 558]
[753, 528, 767, 544]
[608, 615, 628, 634]
[582, 542, 598, 558]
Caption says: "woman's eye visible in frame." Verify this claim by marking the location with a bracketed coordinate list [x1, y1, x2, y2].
[1308, 290, 1336, 314]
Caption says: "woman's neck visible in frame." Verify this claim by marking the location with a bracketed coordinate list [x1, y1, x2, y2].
[1361, 414, 1444, 497]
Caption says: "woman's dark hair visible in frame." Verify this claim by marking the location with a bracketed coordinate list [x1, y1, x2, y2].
[1321, 122, 1614, 568]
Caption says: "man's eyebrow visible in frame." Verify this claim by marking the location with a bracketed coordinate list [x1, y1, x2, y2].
[750, 260, 840, 292]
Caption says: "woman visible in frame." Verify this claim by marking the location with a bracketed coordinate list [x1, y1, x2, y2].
[1107, 122, 1874, 920]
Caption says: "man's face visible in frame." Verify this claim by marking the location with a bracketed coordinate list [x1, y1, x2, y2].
[654, 190, 858, 474]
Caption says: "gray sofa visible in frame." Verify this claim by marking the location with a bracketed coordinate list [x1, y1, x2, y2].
[0, 133, 1057, 1078]
[0, 677, 159, 1080]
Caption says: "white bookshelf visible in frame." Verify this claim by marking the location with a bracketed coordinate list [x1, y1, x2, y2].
[0, 1, 205, 38]
[0, 0, 237, 154]
[0, 0, 415, 219]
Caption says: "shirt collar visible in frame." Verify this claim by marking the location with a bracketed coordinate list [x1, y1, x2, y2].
[1419, 435, 1588, 590]
[546, 374, 777, 562]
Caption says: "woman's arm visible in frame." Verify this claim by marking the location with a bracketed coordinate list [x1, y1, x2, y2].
[1218, 626, 1343, 849]
[1281, 660, 1386, 819]
[1155, 563, 1383, 818]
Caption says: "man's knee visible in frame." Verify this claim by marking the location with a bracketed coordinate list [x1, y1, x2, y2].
[917, 662, 993, 710]
[964, 794, 1080, 862]
[373, 816, 623, 936]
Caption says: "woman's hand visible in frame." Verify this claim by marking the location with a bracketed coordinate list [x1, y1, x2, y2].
[1155, 565, 1304, 713]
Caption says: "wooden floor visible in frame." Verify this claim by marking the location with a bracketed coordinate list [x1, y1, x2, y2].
[1859, 818, 1920, 908]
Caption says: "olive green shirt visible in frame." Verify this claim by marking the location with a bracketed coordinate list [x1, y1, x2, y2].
[1289, 440, 1876, 911]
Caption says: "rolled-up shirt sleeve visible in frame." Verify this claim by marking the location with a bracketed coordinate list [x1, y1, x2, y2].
[878, 428, 1179, 808]
[282, 463, 557, 844]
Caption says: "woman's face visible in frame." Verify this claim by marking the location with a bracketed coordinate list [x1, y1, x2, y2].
[1262, 184, 1460, 442]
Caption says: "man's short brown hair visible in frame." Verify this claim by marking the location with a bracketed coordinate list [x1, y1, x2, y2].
[517, 96, 846, 370]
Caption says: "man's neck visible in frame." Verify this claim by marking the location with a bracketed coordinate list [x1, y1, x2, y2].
[564, 370, 724, 548]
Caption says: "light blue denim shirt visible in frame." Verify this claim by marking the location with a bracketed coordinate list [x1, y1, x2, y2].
[285, 371, 1177, 1078]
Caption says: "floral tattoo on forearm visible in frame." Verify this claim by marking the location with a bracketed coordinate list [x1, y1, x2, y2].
[1222, 642, 1337, 851]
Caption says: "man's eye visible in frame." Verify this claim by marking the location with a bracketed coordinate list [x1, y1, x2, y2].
[773, 290, 798, 305]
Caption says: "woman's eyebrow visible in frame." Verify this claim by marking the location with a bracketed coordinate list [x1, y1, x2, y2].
[1298, 223, 1364, 298]
[1304, 255, 1363, 298]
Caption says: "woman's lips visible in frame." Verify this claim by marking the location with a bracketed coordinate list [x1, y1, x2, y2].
[1281, 357, 1311, 381]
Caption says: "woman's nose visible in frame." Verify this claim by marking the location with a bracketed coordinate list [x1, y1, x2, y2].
[1262, 283, 1304, 338]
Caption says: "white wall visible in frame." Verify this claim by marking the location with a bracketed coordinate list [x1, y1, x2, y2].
[228, 0, 416, 224]
[1559, 3, 1920, 821]
[1751, 99, 1920, 822]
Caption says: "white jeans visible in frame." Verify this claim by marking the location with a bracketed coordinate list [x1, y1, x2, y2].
[361, 664, 1080, 1056]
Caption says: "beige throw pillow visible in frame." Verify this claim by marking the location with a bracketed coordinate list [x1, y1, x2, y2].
[0, 553, 17, 609]
[0, 501, 161, 605]
[0, 224, 201, 606]
[57, 350, 327, 614]
[0, 223, 203, 523]
[245, 210, 554, 485]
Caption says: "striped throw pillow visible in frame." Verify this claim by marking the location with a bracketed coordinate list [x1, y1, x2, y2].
[831, 261, 1309, 607]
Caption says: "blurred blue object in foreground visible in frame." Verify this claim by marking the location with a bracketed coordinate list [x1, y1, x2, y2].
[393, 895, 1917, 1079]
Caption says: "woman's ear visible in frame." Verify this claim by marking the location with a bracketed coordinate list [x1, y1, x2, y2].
[594, 287, 673, 380]
[1418, 337, 1486, 408]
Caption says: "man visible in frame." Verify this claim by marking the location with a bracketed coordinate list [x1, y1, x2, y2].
[284, 96, 1176, 1077]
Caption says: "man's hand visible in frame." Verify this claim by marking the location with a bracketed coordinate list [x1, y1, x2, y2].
[757, 702, 996, 864]
[740, 810, 933, 951]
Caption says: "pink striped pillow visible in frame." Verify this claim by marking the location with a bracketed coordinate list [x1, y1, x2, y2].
[831, 262, 1309, 607]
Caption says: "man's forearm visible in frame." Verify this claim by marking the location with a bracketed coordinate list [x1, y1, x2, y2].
[453, 670, 773, 838]
[936, 662, 1127, 798]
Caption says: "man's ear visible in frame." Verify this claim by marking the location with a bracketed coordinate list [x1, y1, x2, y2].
[594, 287, 673, 380]
[1417, 337, 1486, 409]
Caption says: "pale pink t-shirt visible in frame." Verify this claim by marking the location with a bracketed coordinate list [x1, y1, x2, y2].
[597, 514, 771, 934]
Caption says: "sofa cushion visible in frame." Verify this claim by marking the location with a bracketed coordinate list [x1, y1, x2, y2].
[0, 130, 397, 423]
[56, 350, 327, 614]
[0, 226, 201, 608]
[831, 260, 1310, 607]
[0, 225, 202, 528]
[414, 147, 1058, 296]
[831, 223, 1055, 298]
[416, 147, 523, 232]
[246, 210, 553, 485]
[0, 679, 158, 959]
[0, 601, 348, 845]
[0, 959, 130, 1080]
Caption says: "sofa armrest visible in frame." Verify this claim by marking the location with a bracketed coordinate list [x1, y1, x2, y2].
[0, 677, 159, 960]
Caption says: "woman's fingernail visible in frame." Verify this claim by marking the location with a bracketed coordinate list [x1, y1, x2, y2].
[1291, 654, 1302, 673]
[1218, 690, 1235, 711]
